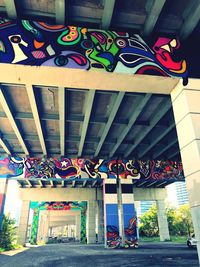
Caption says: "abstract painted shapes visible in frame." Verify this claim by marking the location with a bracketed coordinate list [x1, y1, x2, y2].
[54, 158, 81, 179]
[0, 18, 188, 84]
[0, 18, 14, 29]
[0, 157, 24, 178]
[0, 157, 184, 181]
[8, 34, 28, 63]
[123, 204, 138, 247]
[25, 158, 55, 179]
[57, 26, 83, 45]
[42, 51, 89, 69]
[0, 40, 5, 52]
[31, 50, 46, 59]
[46, 45, 55, 56]
[33, 22, 66, 32]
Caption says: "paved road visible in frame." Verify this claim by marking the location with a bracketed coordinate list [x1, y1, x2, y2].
[0, 242, 199, 267]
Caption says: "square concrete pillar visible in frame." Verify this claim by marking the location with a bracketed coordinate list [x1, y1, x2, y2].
[37, 211, 49, 243]
[156, 200, 170, 241]
[171, 79, 200, 263]
[86, 200, 96, 244]
[17, 200, 30, 246]
[97, 200, 104, 243]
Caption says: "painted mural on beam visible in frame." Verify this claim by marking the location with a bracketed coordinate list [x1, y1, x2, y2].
[0, 157, 184, 181]
[0, 18, 188, 85]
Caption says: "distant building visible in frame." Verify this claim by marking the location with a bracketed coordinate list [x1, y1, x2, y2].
[136, 181, 189, 217]
[166, 181, 189, 207]
[136, 201, 155, 218]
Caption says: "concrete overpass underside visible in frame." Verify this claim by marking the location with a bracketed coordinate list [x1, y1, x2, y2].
[0, 0, 200, 263]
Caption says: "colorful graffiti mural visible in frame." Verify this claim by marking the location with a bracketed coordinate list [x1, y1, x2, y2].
[30, 201, 87, 245]
[104, 181, 138, 248]
[0, 157, 184, 181]
[0, 157, 24, 178]
[0, 18, 188, 85]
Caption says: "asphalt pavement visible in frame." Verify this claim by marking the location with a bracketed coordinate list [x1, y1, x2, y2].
[0, 242, 199, 267]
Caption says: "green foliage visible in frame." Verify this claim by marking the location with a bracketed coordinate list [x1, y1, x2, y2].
[171, 204, 193, 236]
[139, 203, 194, 237]
[0, 215, 17, 250]
[139, 204, 159, 237]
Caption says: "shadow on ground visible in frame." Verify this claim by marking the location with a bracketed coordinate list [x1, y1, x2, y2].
[0, 242, 198, 267]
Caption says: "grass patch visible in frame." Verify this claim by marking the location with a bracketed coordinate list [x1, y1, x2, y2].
[140, 236, 160, 242]
[170, 235, 187, 243]
[139, 235, 187, 243]
[0, 244, 23, 253]
[0, 247, 5, 253]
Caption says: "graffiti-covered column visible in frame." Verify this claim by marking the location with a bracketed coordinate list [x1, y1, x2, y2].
[0, 179, 8, 229]
[17, 200, 30, 246]
[171, 79, 200, 263]
[97, 200, 104, 243]
[86, 200, 96, 243]
[75, 214, 81, 241]
[121, 179, 138, 247]
[156, 200, 170, 241]
[103, 179, 120, 248]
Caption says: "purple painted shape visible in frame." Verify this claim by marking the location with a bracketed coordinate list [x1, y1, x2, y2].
[42, 51, 89, 69]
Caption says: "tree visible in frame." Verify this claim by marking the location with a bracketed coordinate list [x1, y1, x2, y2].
[176, 204, 193, 236]
[165, 207, 176, 235]
[139, 203, 194, 237]
[139, 204, 159, 237]
[0, 215, 17, 250]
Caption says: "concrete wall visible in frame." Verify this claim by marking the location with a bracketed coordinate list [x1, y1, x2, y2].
[19, 188, 103, 201]
[172, 78, 200, 263]
[19, 187, 166, 202]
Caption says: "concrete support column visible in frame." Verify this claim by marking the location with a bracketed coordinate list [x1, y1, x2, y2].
[171, 79, 200, 264]
[156, 200, 170, 241]
[86, 200, 96, 244]
[75, 214, 81, 241]
[43, 211, 50, 243]
[17, 200, 30, 246]
[97, 200, 104, 243]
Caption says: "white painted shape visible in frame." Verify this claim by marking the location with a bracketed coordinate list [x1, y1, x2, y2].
[104, 194, 117, 204]
[46, 45, 55, 56]
[8, 35, 28, 64]
[122, 194, 134, 203]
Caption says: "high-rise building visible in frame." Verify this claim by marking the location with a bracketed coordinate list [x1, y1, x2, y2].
[136, 181, 189, 217]
[166, 181, 189, 207]
[136, 201, 155, 217]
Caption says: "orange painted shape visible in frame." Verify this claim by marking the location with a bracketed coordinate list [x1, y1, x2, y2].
[34, 40, 45, 49]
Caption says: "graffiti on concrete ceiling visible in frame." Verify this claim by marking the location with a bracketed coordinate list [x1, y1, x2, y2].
[0, 157, 24, 178]
[0, 18, 188, 85]
[0, 157, 184, 181]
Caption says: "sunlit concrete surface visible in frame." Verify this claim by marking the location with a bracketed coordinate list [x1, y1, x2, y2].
[0, 242, 198, 267]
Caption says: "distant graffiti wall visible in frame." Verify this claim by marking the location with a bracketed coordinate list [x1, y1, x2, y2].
[29, 201, 87, 244]
[0, 18, 188, 85]
[0, 157, 184, 181]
